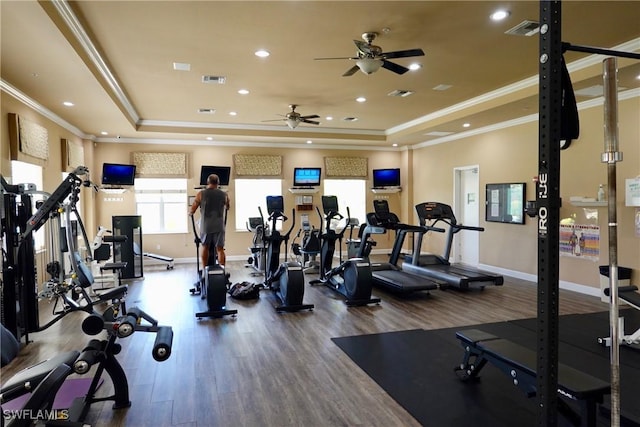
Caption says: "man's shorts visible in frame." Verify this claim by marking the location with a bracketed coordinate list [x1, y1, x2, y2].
[202, 231, 225, 248]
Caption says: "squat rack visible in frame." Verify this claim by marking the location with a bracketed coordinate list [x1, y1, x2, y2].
[537, 2, 640, 426]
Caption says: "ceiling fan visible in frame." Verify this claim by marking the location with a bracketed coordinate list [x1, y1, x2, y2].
[262, 105, 320, 129]
[315, 32, 425, 77]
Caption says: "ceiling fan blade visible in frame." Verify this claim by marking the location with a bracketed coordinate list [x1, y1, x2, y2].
[382, 48, 425, 59]
[342, 65, 360, 77]
[314, 56, 358, 60]
[353, 39, 374, 55]
[382, 60, 409, 75]
[301, 119, 320, 125]
[300, 114, 320, 120]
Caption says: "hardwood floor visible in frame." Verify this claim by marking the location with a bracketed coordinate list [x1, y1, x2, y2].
[1, 258, 607, 426]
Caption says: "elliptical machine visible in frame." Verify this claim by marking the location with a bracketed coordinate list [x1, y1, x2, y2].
[310, 196, 380, 306]
[245, 217, 266, 276]
[189, 213, 237, 319]
[260, 196, 314, 312]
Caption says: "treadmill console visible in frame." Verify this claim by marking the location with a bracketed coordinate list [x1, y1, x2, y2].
[372, 200, 400, 227]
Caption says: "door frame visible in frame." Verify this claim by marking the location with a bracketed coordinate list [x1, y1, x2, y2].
[453, 165, 480, 264]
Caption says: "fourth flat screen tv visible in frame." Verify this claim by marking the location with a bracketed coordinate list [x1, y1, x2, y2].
[372, 168, 401, 188]
[199, 165, 231, 186]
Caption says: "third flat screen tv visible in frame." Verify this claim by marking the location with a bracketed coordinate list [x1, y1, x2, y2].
[293, 167, 321, 187]
[199, 165, 231, 186]
[372, 168, 401, 188]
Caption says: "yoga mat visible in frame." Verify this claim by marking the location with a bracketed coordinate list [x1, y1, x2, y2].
[1, 378, 102, 411]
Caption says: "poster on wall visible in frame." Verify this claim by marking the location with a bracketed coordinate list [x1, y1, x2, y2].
[559, 224, 600, 260]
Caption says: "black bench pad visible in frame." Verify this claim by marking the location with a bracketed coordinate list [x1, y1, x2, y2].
[456, 329, 610, 401]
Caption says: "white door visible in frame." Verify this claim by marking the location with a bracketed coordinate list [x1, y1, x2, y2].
[454, 166, 479, 265]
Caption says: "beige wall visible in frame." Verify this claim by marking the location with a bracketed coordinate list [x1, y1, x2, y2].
[412, 96, 640, 290]
[92, 142, 402, 259]
[3, 90, 638, 293]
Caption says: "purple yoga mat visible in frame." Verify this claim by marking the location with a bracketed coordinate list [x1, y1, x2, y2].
[1, 378, 103, 410]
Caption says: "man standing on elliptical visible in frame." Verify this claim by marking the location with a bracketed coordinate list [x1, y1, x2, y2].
[188, 174, 230, 268]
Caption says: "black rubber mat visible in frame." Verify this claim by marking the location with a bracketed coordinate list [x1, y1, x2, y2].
[332, 311, 640, 427]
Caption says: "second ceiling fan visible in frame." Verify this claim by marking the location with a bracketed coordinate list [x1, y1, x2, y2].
[315, 32, 425, 77]
[263, 105, 320, 129]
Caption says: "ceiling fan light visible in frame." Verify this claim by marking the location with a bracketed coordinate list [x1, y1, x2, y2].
[286, 118, 299, 129]
[356, 58, 383, 74]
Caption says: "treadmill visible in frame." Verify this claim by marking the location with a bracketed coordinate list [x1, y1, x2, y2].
[402, 202, 504, 290]
[357, 200, 439, 294]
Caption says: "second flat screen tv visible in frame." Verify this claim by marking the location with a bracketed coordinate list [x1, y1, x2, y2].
[293, 167, 321, 187]
[372, 168, 401, 188]
[199, 165, 231, 186]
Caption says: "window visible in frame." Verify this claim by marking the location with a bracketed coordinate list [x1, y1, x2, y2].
[135, 178, 188, 233]
[323, 179, 367, 227]
[11, 161, 45, 250]
[234, 179, 282, 231]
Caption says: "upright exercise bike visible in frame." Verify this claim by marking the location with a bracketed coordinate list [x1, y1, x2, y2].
[260, 195, 314, 312]
[310, 196, 380, 306]
[189, 212, 237, 319]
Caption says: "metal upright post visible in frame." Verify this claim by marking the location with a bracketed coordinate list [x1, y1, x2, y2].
[602, 57, 622, 427]
[537, 2, 562, 425]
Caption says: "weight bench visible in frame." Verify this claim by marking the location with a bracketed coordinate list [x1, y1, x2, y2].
[133, 242, 174, 270]
[455, 329, 610, 427]
[598, 286, 640, 348]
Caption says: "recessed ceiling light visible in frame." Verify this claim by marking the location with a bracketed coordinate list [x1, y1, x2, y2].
[356, 97, 366, 103]
[173, 62, 191, 71]
[306, 140, 313, 144]
[229, 111, 237, 116]
[463, 123, 471, 128]
[408, 63, 422, 71]
[31, 73, 39, 78]
[100, 131, 108, 135]
[63, 101, 74, 107]
[238, 89, 249, 95]
[325, 116, 333, 121]
[206, 137, 213, 141]
[255, 50, 270, 58]
[490, 10, 510, 21]
[636, 74, 640, 80]
[392, 143, 398, 147]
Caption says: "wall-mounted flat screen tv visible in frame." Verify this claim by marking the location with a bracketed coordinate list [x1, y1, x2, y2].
[101, 163, 136, 186]
[485, 182, 526, 224]
[372, 168, 401, 188]
[293, 167, 321, 187]
[199, 165, 231, 186]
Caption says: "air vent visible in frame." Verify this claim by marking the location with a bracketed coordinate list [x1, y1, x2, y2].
[202, 75, 226, 84]
[505, 20, 540, 36]
[387, 89, 414, 97]
[198, 108, 216, 114]
[342, 117, 358, 122]
[432, 84, 452, 91]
